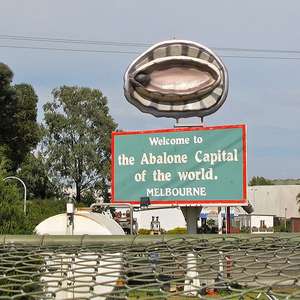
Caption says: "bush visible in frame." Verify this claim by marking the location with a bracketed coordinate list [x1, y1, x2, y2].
[0, 198, 67, 234]
[240, 226, 250, 233]
[273, 217, 291, 232]
[206, 219, 215, 227]
[138, 228, 151, 235]
[0, 157, 25, 234]
[0, 151, 66, 234]
[166, 227, 187, 234]
[25, 199, 67, 233]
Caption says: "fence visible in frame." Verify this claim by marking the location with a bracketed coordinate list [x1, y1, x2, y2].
[1, 234, 300, 299]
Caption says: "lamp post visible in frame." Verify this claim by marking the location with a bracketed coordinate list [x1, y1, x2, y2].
[4, 176, 27, 215]
[284, 207, 287, 231]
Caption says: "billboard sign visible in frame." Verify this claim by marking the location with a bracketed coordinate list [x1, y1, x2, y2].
[112, 125, 247, 206]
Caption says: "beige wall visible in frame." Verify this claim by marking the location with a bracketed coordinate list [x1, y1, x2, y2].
[248, 185, 300, 218]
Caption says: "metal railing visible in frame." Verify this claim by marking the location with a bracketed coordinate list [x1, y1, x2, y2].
[1, 234, 300, 299]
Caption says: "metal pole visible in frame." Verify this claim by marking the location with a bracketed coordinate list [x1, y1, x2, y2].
[226, 207, 231, 234]
[284, 208, 287, 231]
[218, 207, 223, 234]
[4, 176, 27, 215]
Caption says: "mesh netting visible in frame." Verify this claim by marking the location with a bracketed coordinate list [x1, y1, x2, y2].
[1, 234, 300, 299]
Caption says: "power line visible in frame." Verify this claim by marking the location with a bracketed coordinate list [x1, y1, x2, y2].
[0, 34, 151, 47]
[221, 55, 300, 60]
[1, 34, 300, 55]
[1, 44, 300, 60]
[214, 47, 300, 55]
[0, 44, 140, 55]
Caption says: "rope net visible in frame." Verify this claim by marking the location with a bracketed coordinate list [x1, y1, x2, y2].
[0, 235, 300, 299]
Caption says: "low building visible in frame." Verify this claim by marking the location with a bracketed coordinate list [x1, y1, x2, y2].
[236, 214, 274, 233]
[291, 218, 300, 232]
[248, 185, 300, 218]
[134, 207, 186, 231]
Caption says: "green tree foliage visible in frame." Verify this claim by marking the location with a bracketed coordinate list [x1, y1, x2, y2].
[206, 219, 215, 227]
[0, 63, 13, 88]
[18, 153, 59, 199]
[0, 144, 65, 234]
[25, 199, 66, 233]
[10, 84, 41, 169]
[0, 63, 18, 154]
[0, 136, 65, 235]
[272, 178, 300, 185]
[0, 156, 25, 234]
[0, 145, 12, 171]
[138, 228, 151, 235]
[0, 197, 66, 234]
[249, 176, 274, 186]
[0, 63, 40, 170]
[43, 86, 117, 203]
[166, 227, 187, 234]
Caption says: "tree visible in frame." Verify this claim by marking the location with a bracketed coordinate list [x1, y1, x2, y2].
[43, 86, 117, 203]
[10, 84, 41, 170]
[18, 152, 59, 199]
[249, 176, 274, 186]
[0, 63, 18, 156]
[0, 63, 40, 170]
[0, 144, 65, 234]
[0, 145, 12, 171]
[0, 151, 24, 234]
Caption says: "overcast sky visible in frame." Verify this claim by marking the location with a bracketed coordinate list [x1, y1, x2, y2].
[1, 0, 300, 179]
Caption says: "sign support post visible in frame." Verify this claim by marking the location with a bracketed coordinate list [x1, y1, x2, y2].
[175, 122, 205, 234]
[218, 207, 223, 234]
[226, 207, 231, 234]
[181, 206, 202, 234]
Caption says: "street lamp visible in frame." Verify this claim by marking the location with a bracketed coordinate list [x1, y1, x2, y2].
[4, 176, 27, 215]
[284, 207, 287, 231]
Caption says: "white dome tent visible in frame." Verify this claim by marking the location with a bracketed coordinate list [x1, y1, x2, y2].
[34, 208, 124, 299]
[34, 210, 125, 235]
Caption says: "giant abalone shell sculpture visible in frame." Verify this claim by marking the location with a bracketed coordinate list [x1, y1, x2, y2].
[124, 40, 228, 119]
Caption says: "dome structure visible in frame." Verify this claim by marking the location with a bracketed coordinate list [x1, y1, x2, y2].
[34, 211, 125, 235]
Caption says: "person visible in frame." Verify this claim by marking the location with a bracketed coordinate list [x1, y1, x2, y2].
[150, 216, 155, 230]
[150, 216, 161, 235]
[153, 217, 161, 233]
